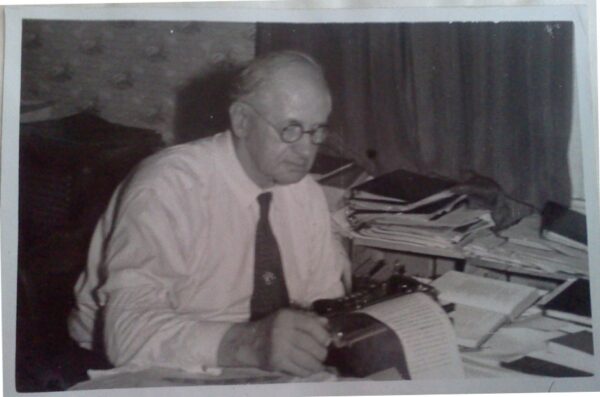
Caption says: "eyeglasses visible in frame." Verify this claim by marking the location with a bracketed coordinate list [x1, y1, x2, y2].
[240, 101, 329, 145]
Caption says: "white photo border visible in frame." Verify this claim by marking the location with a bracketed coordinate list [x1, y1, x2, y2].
[2, 1, 599, 396]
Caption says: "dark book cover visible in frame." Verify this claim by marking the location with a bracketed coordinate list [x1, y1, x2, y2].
[542, 278, 591, 318]
[549, 330, 594, 355]
[351, 169, 456, 203]
[501, 356, 593, 377]
[541, 201, 587, 245]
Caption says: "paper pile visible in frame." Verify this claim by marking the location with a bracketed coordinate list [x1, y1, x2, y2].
[462, 214, 588, 277]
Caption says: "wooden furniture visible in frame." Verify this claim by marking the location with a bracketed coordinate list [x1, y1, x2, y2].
[349, 234, 568, 292]
[17, 112, 164, 391]
[350, 234, 465, 283]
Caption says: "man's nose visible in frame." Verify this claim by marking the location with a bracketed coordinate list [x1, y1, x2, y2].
[292, 133, 317, 158]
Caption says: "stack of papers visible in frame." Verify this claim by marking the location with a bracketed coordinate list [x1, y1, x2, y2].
[339, 168, 588, 279]
[462, 214, 589, 277]
[346, 191, 495, 251]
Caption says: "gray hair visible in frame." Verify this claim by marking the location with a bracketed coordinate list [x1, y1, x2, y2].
[230, 50, 327, 102]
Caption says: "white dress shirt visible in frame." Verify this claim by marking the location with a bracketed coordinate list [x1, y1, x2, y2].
[68, 131, 347, 372]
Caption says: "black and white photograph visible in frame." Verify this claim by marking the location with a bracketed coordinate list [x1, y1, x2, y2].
[2, 1, 599, 396]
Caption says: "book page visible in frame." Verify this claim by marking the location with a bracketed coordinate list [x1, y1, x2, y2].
[359, 293, 464, 380]
[450, 304, 507, 348]
[431, 271, 538, 318]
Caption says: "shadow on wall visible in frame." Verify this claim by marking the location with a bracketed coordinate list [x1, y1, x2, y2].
[173, 65, 244, 143]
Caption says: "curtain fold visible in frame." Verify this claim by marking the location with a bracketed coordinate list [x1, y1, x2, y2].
[256, 22, 573, 209]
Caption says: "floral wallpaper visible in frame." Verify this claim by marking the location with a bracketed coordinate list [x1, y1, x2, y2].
[21, 20, 256, 143]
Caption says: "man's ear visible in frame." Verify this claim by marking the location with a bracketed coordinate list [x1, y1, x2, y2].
[229, 102, 249, 138]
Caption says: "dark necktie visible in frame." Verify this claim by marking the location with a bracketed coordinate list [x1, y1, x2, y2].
[249, 192, 290, 321]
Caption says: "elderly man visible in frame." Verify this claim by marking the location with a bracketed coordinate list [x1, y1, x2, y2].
[68, 51, 349, 377]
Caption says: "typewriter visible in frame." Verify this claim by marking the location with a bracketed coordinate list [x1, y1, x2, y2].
[311, 265, 440, 378]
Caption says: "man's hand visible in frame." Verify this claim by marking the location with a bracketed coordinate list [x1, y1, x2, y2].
[217, 309, 332, 377]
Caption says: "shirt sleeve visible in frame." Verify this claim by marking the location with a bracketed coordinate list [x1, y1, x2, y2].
[97, 185, 232, 370]
[304, 184, 349, 302]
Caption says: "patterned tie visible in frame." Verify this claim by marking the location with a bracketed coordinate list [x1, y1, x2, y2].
[249, 192, 290, 321]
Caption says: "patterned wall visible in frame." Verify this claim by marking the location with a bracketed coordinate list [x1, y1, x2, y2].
[21, 20, 256, 143]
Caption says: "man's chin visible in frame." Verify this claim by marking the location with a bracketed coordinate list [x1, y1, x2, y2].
[274, 171, 309, 185]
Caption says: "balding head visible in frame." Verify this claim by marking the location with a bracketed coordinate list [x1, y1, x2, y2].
[228, 51, 332, 188]
[230, 51, 330, 105]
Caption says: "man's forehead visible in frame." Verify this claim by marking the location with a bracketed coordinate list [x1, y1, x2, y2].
[254, 63, 330, 105]
[255, 85, 331, 123]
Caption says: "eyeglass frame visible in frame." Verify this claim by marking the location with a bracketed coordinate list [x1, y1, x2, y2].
[237, 100, 330, 145]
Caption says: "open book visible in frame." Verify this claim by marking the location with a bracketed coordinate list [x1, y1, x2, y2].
[431, 271, 540, 348]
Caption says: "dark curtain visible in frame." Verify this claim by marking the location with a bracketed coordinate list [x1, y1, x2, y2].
[256, 22, 573, 209]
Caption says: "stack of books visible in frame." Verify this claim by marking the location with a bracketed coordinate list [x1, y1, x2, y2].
[540, 201, 587, 251]
[346, 169, 495, 250]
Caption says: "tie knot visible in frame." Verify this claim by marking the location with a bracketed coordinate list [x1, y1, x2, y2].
[257, 192, 273, 212]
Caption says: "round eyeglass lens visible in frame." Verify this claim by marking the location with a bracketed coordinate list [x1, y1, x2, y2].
[281, 125, 329, 144]
[312, 127, 328, 144]
[281, 125, 303, 143]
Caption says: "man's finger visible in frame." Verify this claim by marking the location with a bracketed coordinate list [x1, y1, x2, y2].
[295, 315, 331, 346]
[279, 356, 313, 378]
[290, 347, 325, 375]
[292, 330, 328, 362]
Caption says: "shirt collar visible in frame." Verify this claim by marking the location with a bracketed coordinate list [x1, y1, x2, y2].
[215, 130, 268, 208]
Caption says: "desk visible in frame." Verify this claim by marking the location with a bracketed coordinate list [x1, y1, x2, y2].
[348, 211, 587, 290]
[351, 233, 571, 292]
[70, 309, 590, 390]
[70, 366, 337, 390]
[71, 215, 590, 389]
[351, 234, 465, 281]
[461, 308, 591, 378]
[352, 235, 465, 260]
